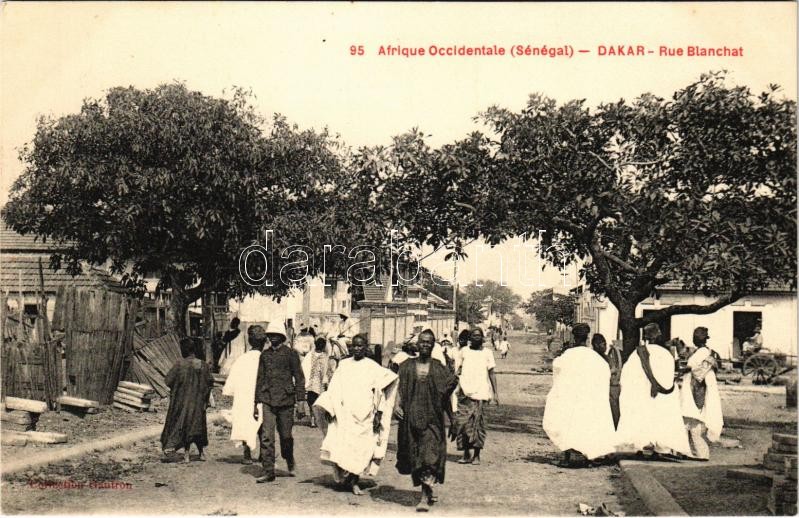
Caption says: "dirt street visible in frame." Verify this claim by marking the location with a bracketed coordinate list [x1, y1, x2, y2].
[1, 333, 646, 516]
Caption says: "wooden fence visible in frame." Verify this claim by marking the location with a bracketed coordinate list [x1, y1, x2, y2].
[51, 287, 139, 405]
[127, 332, 182, 397]
[1, 291, 62, 408]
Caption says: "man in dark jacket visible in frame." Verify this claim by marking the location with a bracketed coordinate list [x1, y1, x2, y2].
[253, 322, 306, 483]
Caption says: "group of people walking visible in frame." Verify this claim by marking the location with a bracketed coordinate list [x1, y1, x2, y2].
[543, 322, 724, 466]
[160, 322, 500, 511]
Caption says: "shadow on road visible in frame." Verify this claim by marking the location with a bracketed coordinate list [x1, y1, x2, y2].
[299, 474, 378, 492]
[484, 403, 545, 436]
[370, 485, 420, 507]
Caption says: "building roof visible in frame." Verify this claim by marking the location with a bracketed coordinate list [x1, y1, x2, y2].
[0, 223, 73, 253]
[657, 280, 795, 293]
[0, 254, 126, 294]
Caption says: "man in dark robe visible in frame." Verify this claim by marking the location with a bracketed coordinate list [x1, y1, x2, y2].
[395, 329, 458, 511]
[161, 337, 213, 462]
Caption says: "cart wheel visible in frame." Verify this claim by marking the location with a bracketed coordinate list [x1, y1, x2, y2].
[742, 354, 779, 385]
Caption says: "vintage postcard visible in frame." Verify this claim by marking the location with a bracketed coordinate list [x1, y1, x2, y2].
[0, 2, 796, 516]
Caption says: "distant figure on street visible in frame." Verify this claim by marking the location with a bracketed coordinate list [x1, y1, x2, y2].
[451, 327, 499, 465]
[222, 325, 266, 464]
[395, 330, 458, 511]
[616, 323, 691, 457]
[593, 333, 623, 429]
[543, 324, 616, 465]
[680, 327, 723, 460]
[315, 334, 398, 495]
[213, 317, 241, 373]
[253, 322, 306, 483]
[161, 337, 213, 463]
[497, 336, 510, 359]
[303, 336, 332, 430]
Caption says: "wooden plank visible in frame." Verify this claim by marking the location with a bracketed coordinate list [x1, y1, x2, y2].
[3, 421, 34, 432]
[57, 396, 100, 409]
[112, 401, 140, 413]
[115, 386, 151, 399]
[134, 359, 168, 396]
[113, 395, 149, 408]
[1, 433, 28, 446]
[774, 440, 798, 454]
[5, 396, 47, 414]
[24, 431, 67, 444]
[118, 380, 155, 394]
[774, 433, 798, 446]
[1, 410, 34, 425]
[113, 391, 148, 405]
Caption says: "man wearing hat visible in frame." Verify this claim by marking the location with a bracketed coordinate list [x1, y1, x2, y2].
[253, 322, 306, 483]
[543, 323, 616, 465]
[616, 323, 691, 457]
[680, 327, 724, 460]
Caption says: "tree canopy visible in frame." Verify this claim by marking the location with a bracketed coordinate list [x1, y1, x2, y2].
[380, 72, 796, 356]
[2, 84, 357, 333]
[522, 289, 576, 331]
[456, 279, 522, 324]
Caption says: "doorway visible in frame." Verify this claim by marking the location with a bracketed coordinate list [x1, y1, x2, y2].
[733, 311, 762, 357]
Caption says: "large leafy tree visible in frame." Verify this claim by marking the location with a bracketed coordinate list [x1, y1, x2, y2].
[380, 72, 796, 357]
[3, 84, 352, 334]
[456, 279, 522, 324]
[522, 289, 576, 331]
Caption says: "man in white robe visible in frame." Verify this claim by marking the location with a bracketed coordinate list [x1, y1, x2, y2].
[314, 334, 398, 495]
[543, 323, 617, 463]
[221, 325, 266, 463]
[680, 327, 723, 460]
[617, 323, 691, 456]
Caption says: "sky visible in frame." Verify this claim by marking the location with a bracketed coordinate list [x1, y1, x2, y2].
[1, 2, 796, 300]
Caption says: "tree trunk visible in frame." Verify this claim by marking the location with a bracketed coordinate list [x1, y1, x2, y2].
[167, 278, 192, 337]
[618, 302, 640, 361]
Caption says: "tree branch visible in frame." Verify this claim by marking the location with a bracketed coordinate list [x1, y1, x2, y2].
[599, 249, 642, 274]
[635, 291, 742, 324]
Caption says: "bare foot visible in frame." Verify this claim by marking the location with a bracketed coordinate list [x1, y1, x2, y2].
[352, 483, 364, 496]
[183, 451, 191, 463]
[198, 452, 206, 461]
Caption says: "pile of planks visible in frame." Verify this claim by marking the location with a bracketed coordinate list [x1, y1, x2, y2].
[2, 396, 47, 432]
[1, 396, 68, 445]
[766, 433, 797, 515]
[113, 381, 155, 412]
[127, 333, 182, 397]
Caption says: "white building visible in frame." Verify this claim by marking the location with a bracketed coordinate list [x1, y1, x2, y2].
[574, 282, 797, 359]
[220, 276, 353, 372]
